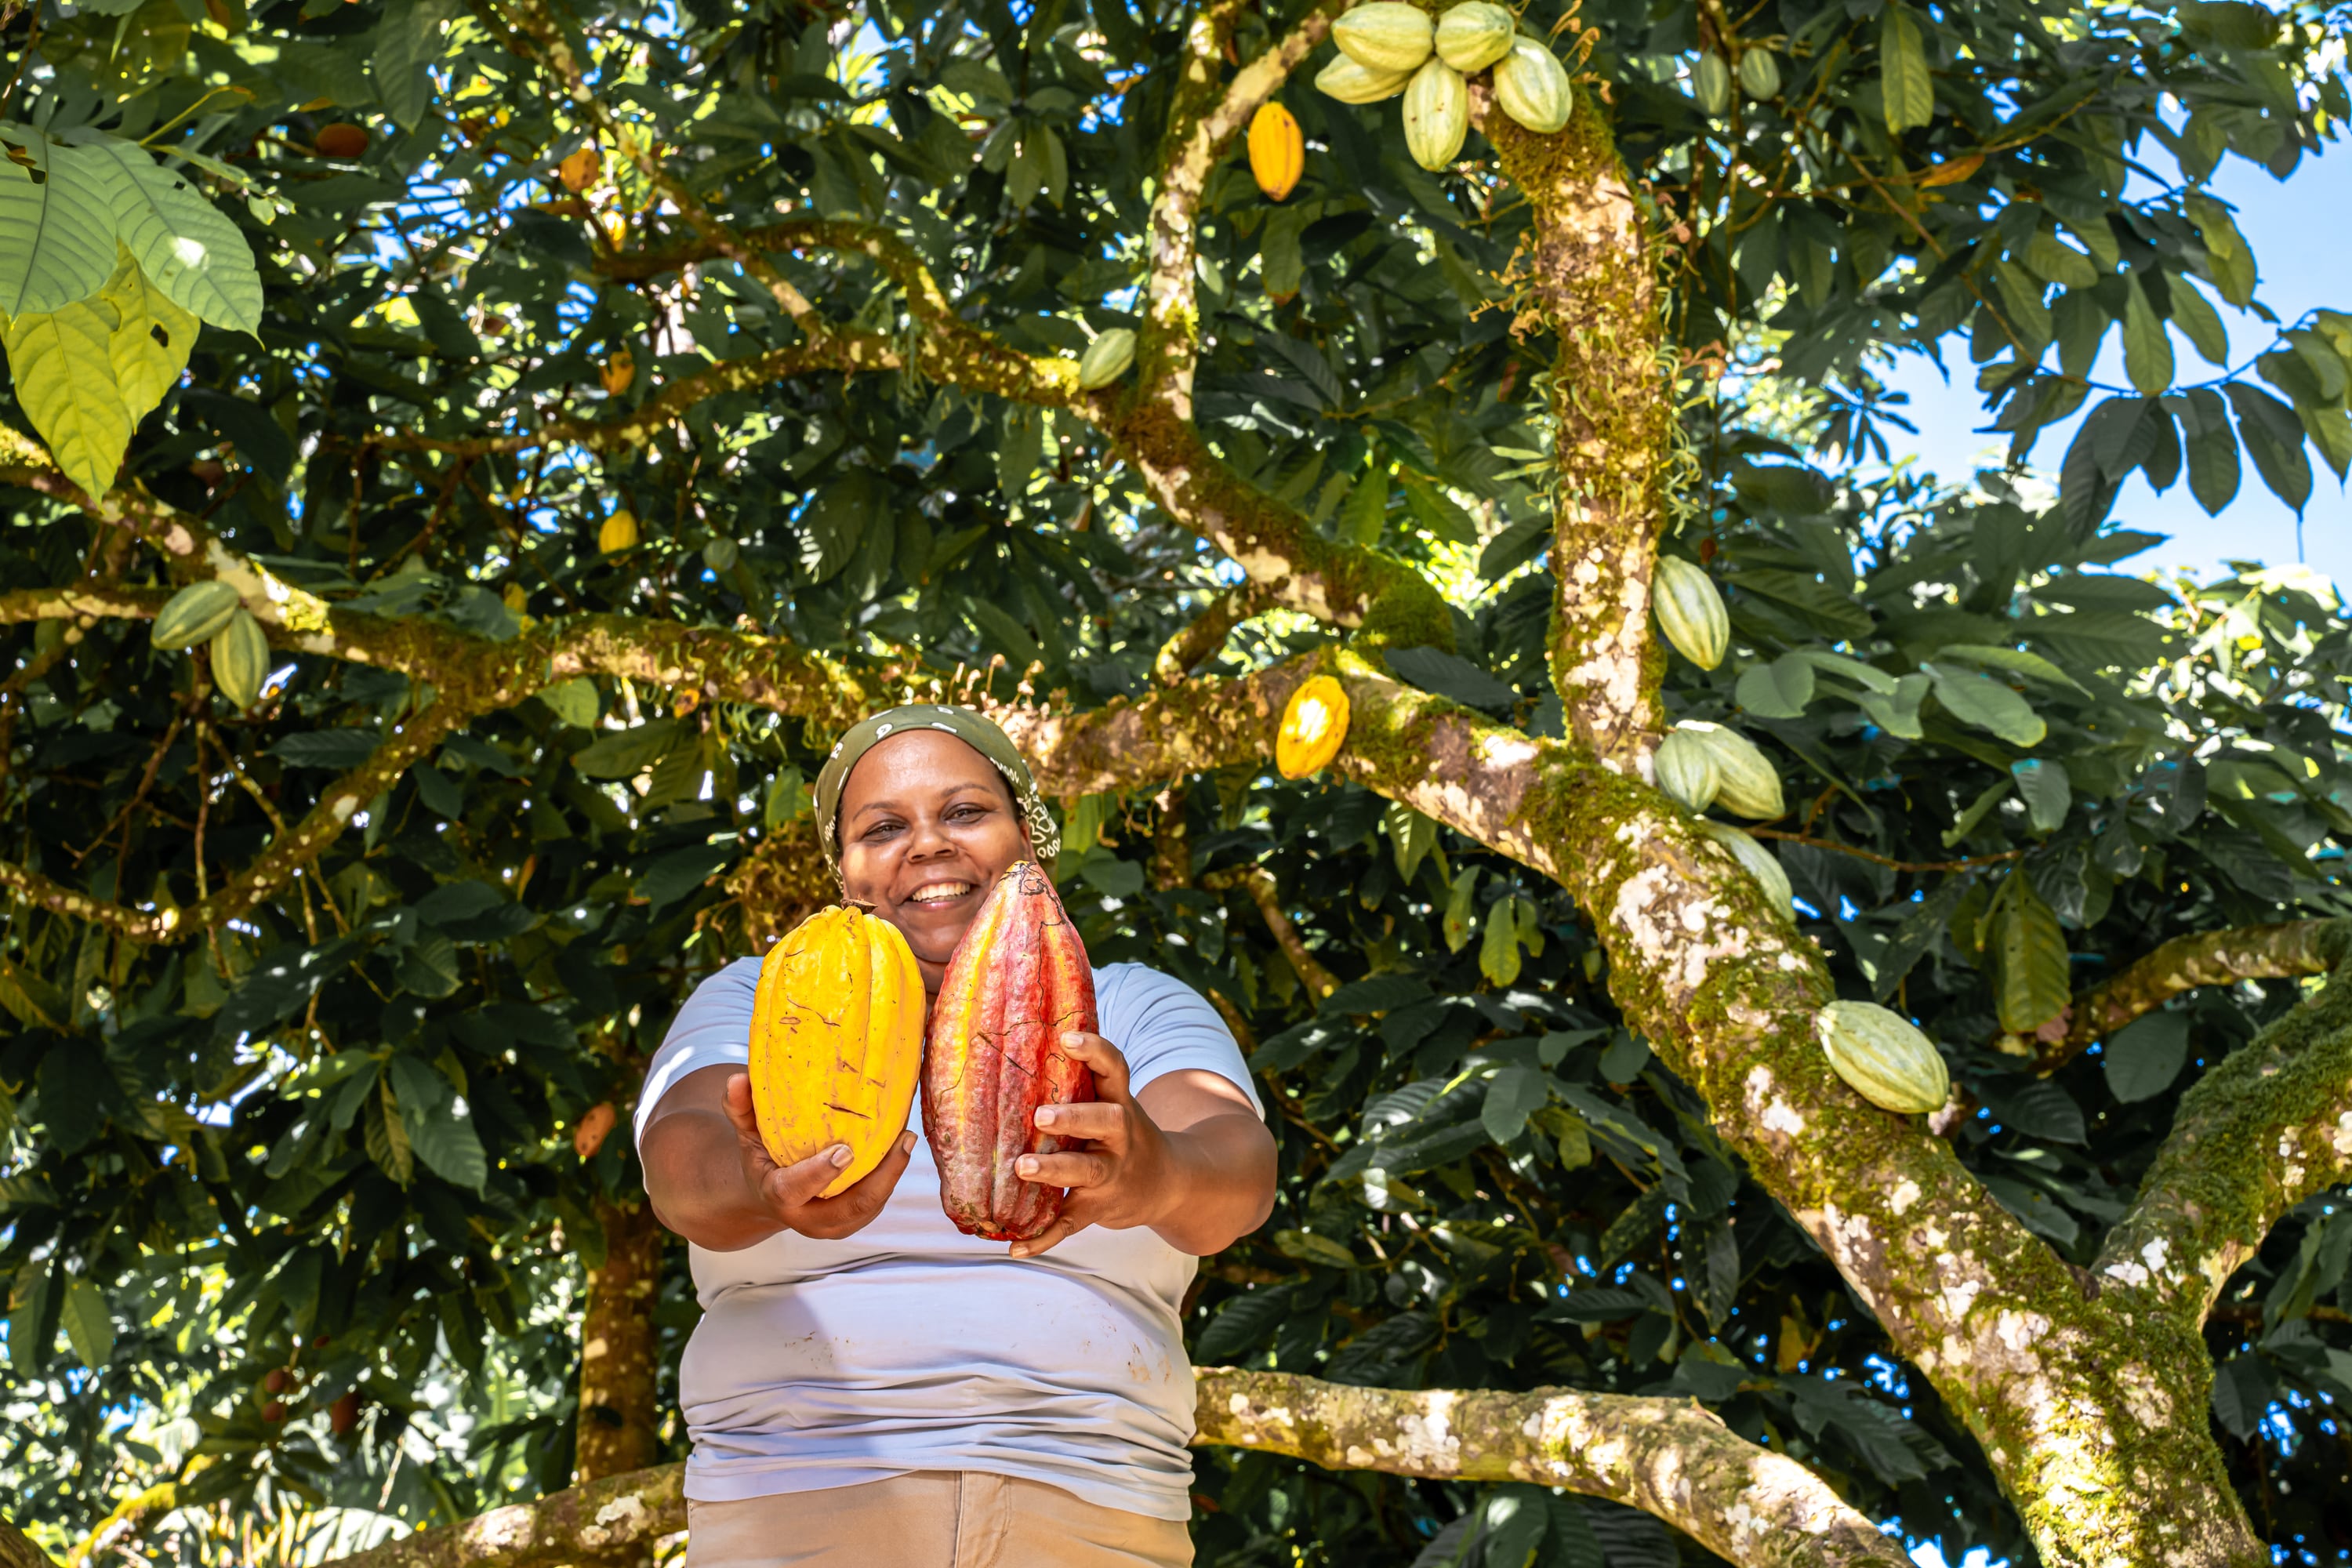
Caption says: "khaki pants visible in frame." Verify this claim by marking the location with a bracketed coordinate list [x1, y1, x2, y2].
[682, 1472, 1194, 1567]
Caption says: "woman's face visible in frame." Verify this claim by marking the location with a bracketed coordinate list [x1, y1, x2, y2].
[835, 728, 1033, 991]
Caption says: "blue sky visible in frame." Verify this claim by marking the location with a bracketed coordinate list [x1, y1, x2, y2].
[1872, 144, 2350, 588]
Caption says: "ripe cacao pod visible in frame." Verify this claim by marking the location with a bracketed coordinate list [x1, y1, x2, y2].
[1403, 58, 1470, 171]
[601, 347, 634, 396]
[329, 1391, 362, 1437]
[1651, 554, 1729, 670]
[314, 122, 368, 159]
[598, 510, 639, 554]
[1247, 102, 1305, 201]
[1276, 674, 1350, 779]
[924, 862, 1099, 1241]
[750, 905, 926, 1198]
[1078, 328, 1137, 389]
[1680, 720, 1784, 819]
[261, 1400, 287, 1424]
[1816, 1000, 1951, 1114]
[1315, 55, 1413, 103]
[1653, 728, 1719, 812]
[558, 144, 602, 193]
[152, 579, 241, 651]
[210, 609, 270, 710]
[1693, 53, 1733, 114]
[1332, 2, 1433, 73]
[1697, 821, 1791, 913]
[1738, 47, 1781, 100]
[1492, 38, 1574, 133]
[1434, 2, 1515, 71]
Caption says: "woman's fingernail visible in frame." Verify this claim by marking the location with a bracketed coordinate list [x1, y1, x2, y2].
[899, 1131, 916, 1154]
[1018, 1156, 1039, 1176]
[1008, 1245, 1029, 1258]
[1035, 1107, 1056, 1127]
[829, 1145, 854, 1167]
[1062, 1031, 1083, 1047]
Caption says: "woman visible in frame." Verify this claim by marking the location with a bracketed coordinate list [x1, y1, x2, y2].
[635, 705, 1279, 1566]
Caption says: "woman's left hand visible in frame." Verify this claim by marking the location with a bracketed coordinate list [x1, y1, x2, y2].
[1008, 1031, 1175, 1258]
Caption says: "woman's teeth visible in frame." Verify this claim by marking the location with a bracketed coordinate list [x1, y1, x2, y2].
[909, 882, 972, 904]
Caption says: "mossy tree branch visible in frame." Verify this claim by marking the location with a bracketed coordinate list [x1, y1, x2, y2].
[1203, 866, 1339, 999]
[2037, 918, 2352, 1075]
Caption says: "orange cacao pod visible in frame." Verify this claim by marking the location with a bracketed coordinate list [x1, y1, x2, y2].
[923, 862, 1098, 1241]
[748, 905, 926, 1197]
[1247, 102, 1304, 201]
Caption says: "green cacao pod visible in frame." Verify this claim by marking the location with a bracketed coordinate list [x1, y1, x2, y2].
[1076, 328, 1137, 390]
[703, 535, 739, 571]
[1314, 55, 1414, 103]
[1433, 2, 1515, 71]
[1402, 58, 1469, 171]
[1491, 38, 1574, 134]
[1679, 720, 1784, 819]
[1653, 729, 1719, 812]
[1693, 53, 1732, 114]
[1332, 2, 1434, 73]
[210, 609, 270, 710]
[1738, 47, 1781, 100]
[151, 579, 241, 651]
[1697, 821, 1791, 913]
[1651, 555, 1728, 670]
[1817, 1000, 1951, 1114]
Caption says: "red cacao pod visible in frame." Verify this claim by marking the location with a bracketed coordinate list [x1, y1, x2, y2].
[923, 862, 1098, 1241]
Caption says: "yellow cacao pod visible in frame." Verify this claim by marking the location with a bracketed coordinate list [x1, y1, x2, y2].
[601, 347, 634, 396]
[1315, 55, 1413, 103]
[1493, 37, 1574, 133]
[1276, 675, 1350, 779]
[1434, 2, 1515, 71]
[1077, 328, 1137, 390]
[598, 510, 639, 554]
[1652, 554, 1729, 670]
[151, 580, 241, 651]
[1653, 728, 1719, 812]
[749, 905, 927, 1198]
[1247, 102, 1305, 201]
[209, 608, 270, 710]
[1697, 821, 1791, 913]
[558, 144, 602, 193]
[1678, 720, 1783, 820]
[1403, 58, 1469, 171]
[1817, 1000, 1951, 1114]
[1333, 2, 1433, 72]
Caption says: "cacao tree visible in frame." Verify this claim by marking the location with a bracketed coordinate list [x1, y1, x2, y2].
[1, 0, 2350, 1563]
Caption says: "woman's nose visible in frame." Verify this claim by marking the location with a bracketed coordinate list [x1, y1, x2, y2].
[904, 815, 953, 859]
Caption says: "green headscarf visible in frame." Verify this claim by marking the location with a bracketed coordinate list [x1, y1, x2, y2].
[812, 704, 1059, 877]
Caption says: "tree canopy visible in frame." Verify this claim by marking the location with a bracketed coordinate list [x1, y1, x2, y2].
[2, 0, 2352, 1563]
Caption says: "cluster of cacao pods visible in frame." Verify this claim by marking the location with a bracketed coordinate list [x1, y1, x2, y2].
[151, 579, 271, 710]
[1316, 1, 1575, 170]
[747, 860, 1100, 1243]
[1691, 45, 1781, 115]
[1276, 675, 1351, 779]
[1655, 719, 1784, 820]
[1815, 1000, 1951, 1114]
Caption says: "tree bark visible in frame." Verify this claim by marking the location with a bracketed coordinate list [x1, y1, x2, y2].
[2040, 917, 2352, 1073]
[575, 1199, 665, 1485]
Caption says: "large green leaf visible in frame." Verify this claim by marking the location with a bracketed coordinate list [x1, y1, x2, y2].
[3, 297, 132, 500]
[0, 143, 117, 316]
[1990, 876, 2071, 1033]
[72, 136, 263, 336]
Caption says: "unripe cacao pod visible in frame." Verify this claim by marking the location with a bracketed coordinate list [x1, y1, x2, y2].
[1492, 38, 1575, 134]
[924, 862, 1099, 1241]
[210, 609, 270, 710]
[1653, 728, 1719, 811]
[1693, 53, 1732, 114]
[1433, 2, 1515, 71]
[1077, 328, 1137, 390]
[1403, 58, 1469, 171]
[1738, 47, 1781, 100]
[1697, 821, 1791, 913]
[749, 905, 926, 1198]
[1652, 554, 1729, 670]
[1680, 720, 1784, 819]
[1332, 2, 1434, 73]
[1247, 102, 1305, 201]
[152, 579, 241, 651]
[1817, 1000, 1951, 1114]
[1315, 55, 1413, 103]
[598, 510, 639, 554]
[1276, 674, 1350, 779]
[704, 535, 739, 571]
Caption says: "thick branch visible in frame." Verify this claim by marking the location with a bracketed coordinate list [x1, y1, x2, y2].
[1153, 583, 1269, 686]
[2036, 918, 2352, 1075]
[320, 1462, 685, 1568]
[1203, 866, 1338, 999]
[1, 1519, 62, 1568]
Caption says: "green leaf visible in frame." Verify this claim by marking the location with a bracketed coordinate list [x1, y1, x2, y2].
[1937, 643, 2085, 691]
[2186, 194, 2257, 308]
[570, 716, 684, 779]
[1879, 5, 1935, 132]
[1443, 867, 1481, 953]
[1990, 877, 2070, 1033]
[1735, 653, 1814, 719]
[1480, 1063, 1548, 1145]
[2103, 1010, 2189, 1103]
[1384, 800, 1436, 884]
[2168, 275, 2230, 366]
[1272, 1229, 1357, 1269]
[764, 765, 811, 829]
[7, 1261, 50, 1372]
[1341, 463, 1389, 548]
[3, 297, 132, 500]
[100, 249, 197, 419]
[1923, 662, 2045, 746]
[1856, 673, 1929, 739]
[2171, 387, 2241, 516]
[73, 135, 263, 336]
[0, 143, 117, 316]
[2010, 758, 2070, 833]
[366, 1078, 415, 1185]
[641, 840, 736, 911]
[538, 677, 600, 729]
[1943, 776, 2012, 848]
[389, 1055, 487, 1190]
[1478, 895, 1523, 985]
[58, 1279, 111, 1370]
[2121, 277, 2175, 396]
[2225, 382, 2313, 516]
[1385, 647, 1515, 712]
[1261, 203, 1308, 302]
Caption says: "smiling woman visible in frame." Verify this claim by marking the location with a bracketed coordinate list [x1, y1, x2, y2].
[633, 706, 1278, 1568]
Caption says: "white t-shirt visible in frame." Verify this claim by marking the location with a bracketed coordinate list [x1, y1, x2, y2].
[633, 958, 1263, 1522]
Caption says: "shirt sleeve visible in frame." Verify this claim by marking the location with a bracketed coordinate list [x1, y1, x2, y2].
[1098, 964, 1265, 1119]
[633, 956, 762, 1151]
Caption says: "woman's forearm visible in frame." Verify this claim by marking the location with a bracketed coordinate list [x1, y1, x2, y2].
[1149, 1111, 1278, 1256]
[643, 1107, 786, 1252]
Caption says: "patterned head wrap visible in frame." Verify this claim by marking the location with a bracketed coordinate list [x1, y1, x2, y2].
[812, 704, 1060, 877]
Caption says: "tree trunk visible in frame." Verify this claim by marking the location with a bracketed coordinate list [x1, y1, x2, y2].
[575, 1198, 663, 1485]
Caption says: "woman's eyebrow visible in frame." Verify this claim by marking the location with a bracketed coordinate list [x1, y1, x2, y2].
[848, 782, 996, 820]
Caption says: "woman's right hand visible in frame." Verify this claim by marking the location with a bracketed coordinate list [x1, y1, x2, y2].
[720, 1072, 916, 1240]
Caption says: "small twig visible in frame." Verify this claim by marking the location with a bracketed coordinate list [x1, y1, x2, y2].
[1744, 827, 2020, 874]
